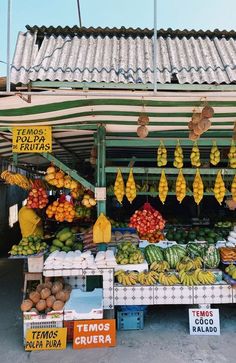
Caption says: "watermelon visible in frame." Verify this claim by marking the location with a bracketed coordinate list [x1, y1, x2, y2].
[164, 246, 181, 268]
[187, 243, 205, 258]
[203, 245, 220, 268]
[172, 245, 186, 259]
[144, 245, 164, 264]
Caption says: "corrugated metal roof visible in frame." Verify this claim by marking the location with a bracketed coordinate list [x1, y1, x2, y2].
[11, 26, 236, 85]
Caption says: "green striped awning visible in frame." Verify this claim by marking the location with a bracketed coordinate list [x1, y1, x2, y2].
[0, 90, 235, 163]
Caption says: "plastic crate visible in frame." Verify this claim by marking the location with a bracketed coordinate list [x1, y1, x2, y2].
[117, 310, 144, 331]
[64, 321, 74, 342]
[23, 311, 63, 344]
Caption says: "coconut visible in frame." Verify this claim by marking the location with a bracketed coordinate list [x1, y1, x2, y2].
[21, 299, 33, 312]
[36, 299, 47, 312]
[52, 300, 65, 311]
[40, 288, 51, 300]
[192, 112, 202, 124]
[29, 291, 41, 304]
[137, 125, 148, 138]
[202, 105, 214, 118]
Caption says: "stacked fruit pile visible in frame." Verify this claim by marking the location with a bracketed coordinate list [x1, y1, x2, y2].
[173, 141, 183, 168]
[193, 169, 204, 205]
[115, 242, 144, 264]
[125, 168, 136, 203]
[115, 270, 159, 286]
[157, 141, 167, 167]
[114, 168, 125, 204]
[225, 264, 236, 279]
[1, 170, 32, 190]
[190, 142, 201, 167]
[214, 170, 225, 205]
[231, 175, 236, 201]
[75, 205, 92, 221]
[166, 226, 228, 245]
[176, 169, 187, 203]
[81, 193, 96, 208]
[27, 183, 48, 209]
[129, 202, 165, 237]
[50, 227, 82, 253]
[159, 170, 168, 204]
[139, 230, 165, 243]
[228, 140, 236, 168]
[20, 279, 72, 313]
[9, 236, 47, 256]
[45, 166, 79, 190]
[210, 141, 220, 166]
[46, 199, 76, 222]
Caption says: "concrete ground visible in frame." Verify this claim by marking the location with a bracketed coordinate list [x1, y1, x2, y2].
[1, 258, 236, 363]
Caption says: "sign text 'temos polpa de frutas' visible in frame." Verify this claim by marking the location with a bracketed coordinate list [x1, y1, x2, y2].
[12, 126, 52, 153]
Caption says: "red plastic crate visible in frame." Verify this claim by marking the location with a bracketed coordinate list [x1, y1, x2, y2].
[64, 320, 74, 342]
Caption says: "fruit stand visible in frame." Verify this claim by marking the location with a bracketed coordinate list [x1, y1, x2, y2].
[1, 25, 236, 346]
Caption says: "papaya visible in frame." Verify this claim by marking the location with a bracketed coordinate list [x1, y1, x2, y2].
[56, 227, 70, 239]
[52, 239, 64, 248]
[65, 238, 73, 247]
[59, 231, 73, 242]
[50, 245, 60, 253]
[61, 246, 71, 252]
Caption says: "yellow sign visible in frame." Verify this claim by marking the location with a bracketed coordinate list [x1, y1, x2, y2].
[12, 126, 52, 153]
[25, 328, 67, 351]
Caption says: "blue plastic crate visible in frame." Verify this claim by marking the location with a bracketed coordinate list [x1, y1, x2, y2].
[117, 310, 144, 331]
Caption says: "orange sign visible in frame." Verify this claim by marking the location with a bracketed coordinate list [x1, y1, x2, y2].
[73, 320, 116, 349]
[25, 328, 67, 351]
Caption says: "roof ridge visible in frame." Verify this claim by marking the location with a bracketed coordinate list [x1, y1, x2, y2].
[25, 25, 236, 39]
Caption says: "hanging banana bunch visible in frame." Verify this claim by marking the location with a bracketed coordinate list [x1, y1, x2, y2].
[213, 170, 225, 205]
[173, 140, 183, 168]
[1, 170, 32, 190]
[190, 142, 201, 167]
[210, 141, 220, 166]
[176, 169, 187, 203]
[157, 141, 167, 167]
[158, 169, 168, 204]
[114, 168, 125, 204]
[231, 175, 236, 201]
[125, 168, 137, 203]
[193, 169, 204, 205]
[228, 140, 236, 168]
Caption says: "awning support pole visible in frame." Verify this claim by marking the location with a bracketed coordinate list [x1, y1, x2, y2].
[153, 0, 157, 93]
[6, 0, 11, 93]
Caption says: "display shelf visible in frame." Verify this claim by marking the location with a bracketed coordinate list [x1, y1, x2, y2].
[43, 267, 114, 309]
[113, 283, 234, 306]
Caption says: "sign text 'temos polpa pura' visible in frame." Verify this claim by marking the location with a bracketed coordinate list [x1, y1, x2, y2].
[12, 126, 52, 153]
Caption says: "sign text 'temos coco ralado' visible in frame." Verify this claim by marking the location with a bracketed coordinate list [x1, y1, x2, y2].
[12, 126, 52, 153]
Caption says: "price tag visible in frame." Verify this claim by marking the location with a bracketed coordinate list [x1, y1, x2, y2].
[95, 187, 106, 201]
[189, 309, 220, 335]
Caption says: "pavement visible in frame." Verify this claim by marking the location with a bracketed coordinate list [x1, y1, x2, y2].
[1, 258, 236, 363]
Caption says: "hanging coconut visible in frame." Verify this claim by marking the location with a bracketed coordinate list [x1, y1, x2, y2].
[137, 125, 149, 138]
[138, 114, 149, 126]
[201, 105, 214, 118]
[192, 112, 202, 124]
[189, 131, 199, 141]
